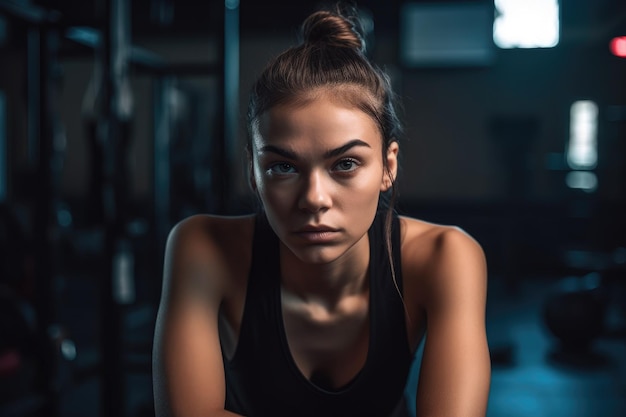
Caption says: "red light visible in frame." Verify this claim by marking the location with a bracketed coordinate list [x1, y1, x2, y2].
[610, 36, 626, 58]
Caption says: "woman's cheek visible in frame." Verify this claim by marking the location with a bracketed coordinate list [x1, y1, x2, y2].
[260, 182, 293, 209]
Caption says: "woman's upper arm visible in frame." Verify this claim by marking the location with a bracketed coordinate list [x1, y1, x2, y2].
[414, 227, 491, 417]
[152, 216, 236, 417]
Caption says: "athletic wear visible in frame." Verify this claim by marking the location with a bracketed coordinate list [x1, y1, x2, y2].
[222, 211, 414, 417]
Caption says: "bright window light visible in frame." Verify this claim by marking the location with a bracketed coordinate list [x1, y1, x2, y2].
[567, 100, 598, 170]
[493, 0, 560, 48]
[565, 171, 597, 192]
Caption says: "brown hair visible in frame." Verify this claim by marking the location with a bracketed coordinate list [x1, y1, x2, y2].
[246, 3, 404, 294]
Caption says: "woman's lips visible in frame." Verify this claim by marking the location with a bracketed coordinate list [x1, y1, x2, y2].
[293, 227, 339, 243]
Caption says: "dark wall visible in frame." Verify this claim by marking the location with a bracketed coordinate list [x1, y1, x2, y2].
[395, 43, 625, 201]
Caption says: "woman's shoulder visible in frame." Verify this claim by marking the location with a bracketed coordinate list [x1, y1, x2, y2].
[165, 213, 258, 285]
[168, 213, 257, 246]
[398, 215, 486, 301]
[398, 215, 483, 256]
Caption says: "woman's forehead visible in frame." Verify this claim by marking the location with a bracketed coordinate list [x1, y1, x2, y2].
[282, 84, 379, 110]
[254, 96, 382, 152]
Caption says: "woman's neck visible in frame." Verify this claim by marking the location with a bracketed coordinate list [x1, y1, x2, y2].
[278, 235, 370, 308]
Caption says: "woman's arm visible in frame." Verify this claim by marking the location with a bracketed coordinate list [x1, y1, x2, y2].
[414, 227, 491, 417]
[152, 216, 245, 417]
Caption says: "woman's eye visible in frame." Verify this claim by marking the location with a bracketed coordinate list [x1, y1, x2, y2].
[268, 162, 296, 174]
[334, 159, 359, 172]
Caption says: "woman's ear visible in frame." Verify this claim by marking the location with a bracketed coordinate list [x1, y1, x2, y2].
[381, 141, 399, 192]
[246, 146, 257, 192]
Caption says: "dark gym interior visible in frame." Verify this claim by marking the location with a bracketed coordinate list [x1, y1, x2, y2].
[1, 0, 625, 416]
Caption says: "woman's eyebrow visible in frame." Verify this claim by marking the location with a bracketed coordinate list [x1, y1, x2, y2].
[324, 139, 371, 158]
[258, 139, 371, 160]
[258, 145, 297, 160]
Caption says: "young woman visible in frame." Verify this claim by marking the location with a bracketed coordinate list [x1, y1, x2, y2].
[152, 4, 490, 417]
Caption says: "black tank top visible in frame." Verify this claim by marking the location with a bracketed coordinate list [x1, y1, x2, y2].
[222, 211, 413, 417]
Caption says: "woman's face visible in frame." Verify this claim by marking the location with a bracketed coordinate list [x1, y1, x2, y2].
[250, 94, 398, 265]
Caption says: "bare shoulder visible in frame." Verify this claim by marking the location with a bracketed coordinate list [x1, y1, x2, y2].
[398, 215, 487, 309]
[163, 213, 257, 297]
[399, 215, 484, 262]
[168, 213, 256, 251]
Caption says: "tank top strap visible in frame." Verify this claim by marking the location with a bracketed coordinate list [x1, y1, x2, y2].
[369, 210, 403, 295]
[248, 213, 281, 290]
[391, 211, 403, 294]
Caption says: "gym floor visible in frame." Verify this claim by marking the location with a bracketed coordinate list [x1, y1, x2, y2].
[483, 276, 626, 417]
[48, 269, 626, 417]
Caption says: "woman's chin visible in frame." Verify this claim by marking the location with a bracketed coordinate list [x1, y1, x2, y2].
[283, 243, 346, 265]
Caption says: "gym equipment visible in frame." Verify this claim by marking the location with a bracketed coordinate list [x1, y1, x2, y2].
[0, 3, 74, 416]
[2, 0, 241, 415]
[0, 286, 38, 404]
[543, 273, 608, 352]
[68, 0, 240, 415]
[80, 1, 136, 415]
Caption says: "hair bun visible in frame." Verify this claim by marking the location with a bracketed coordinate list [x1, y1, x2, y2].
[300, 9, 366, 53]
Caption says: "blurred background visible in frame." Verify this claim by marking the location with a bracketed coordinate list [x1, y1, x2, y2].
[0, 0, 625, 416]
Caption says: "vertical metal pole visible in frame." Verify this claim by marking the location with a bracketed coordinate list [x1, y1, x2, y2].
[215, 0, 239, 214]
[27, 27, 40, 168]
[0, 91, 6, 202]
[98, 2, 117, 413]
[32, 22, 60, 417]
[99, 0, 134, 415]
[153, 76, 172, 252]
[223, 0, 239, 213]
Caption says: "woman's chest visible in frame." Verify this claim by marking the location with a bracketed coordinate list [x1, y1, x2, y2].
[280, 295, 371, 389]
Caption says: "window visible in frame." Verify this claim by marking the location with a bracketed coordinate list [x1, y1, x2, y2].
[493, 0, 559, 49]
[566, 100, 598, 192]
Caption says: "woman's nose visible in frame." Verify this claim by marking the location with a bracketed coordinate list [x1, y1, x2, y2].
[298, 170, 331, 213]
